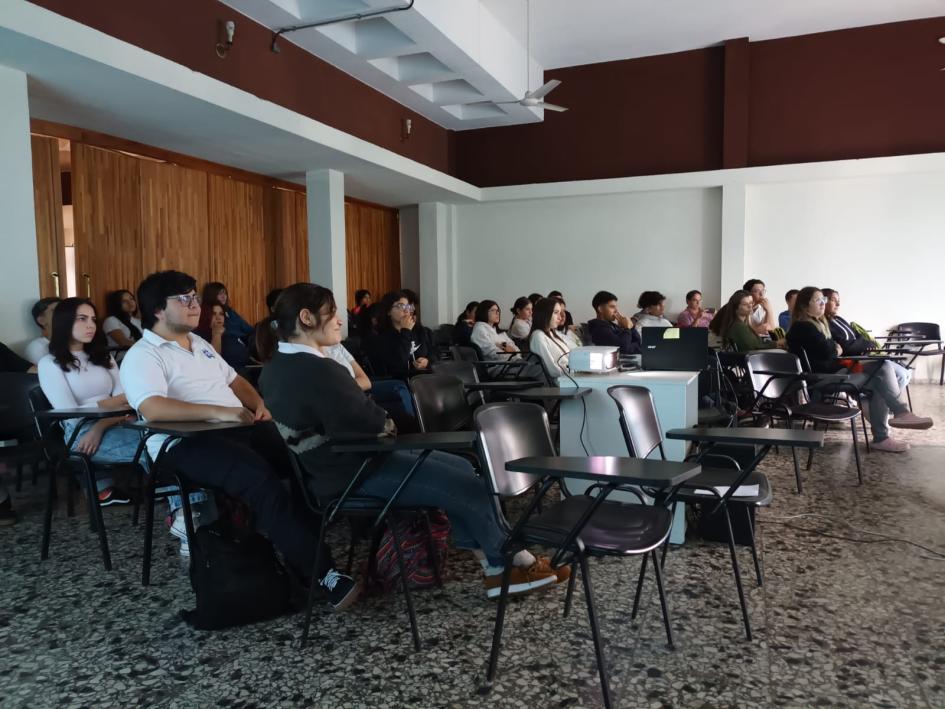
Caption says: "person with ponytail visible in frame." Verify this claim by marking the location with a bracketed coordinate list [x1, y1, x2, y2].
[103, 289, 143, 349]
[508, 296, 533, 341]
[709, 290, 784, 352]
[259, 283, 562, 599]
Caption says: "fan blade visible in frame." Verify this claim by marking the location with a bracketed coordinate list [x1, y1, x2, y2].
[526, 79, 561, 100]
[542, 102, 568, 112]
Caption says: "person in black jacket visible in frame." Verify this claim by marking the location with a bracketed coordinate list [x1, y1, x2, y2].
[786, 287, 932, 453]
[586, 291, 641, 355]
[452, 301, 478, 347]
[0, 340, 34, 526]
[259, 283, 562, 599]
[366, 291, 431, 379]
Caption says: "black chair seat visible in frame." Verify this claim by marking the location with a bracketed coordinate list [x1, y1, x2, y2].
[523, 495, 671, 555]
[793, 401, 860, 422]
[673, 468, 772, 506]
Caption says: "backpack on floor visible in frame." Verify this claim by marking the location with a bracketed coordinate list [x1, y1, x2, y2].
[182, 520, 291, 630]
[373, 510, 450, 592]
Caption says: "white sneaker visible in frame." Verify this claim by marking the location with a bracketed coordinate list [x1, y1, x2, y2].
[872, 437, 910, 453]
[168, 509, 200, 542]
[179, 537, 190, 557]
[889, 412, 933, 430]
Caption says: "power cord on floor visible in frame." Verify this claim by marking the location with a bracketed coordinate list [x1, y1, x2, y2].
[556, 350, 589, 455]
[759, 512, 945, 561]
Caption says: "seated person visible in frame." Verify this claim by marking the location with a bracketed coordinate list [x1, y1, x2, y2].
[452, 301, 478, 347]
[366, 291, 430, 379]
[402, 288, 436, 361]
[201, 282, 253, 368]
[121, 270, 357, 607]
[548, 290, 575, 331]
[195, 300, 249, 370]
[553, 296, 582, 349]
[528, 298, 571, 380]
[586, 290, 641, 355]
[742, 279, 777, 336]
[26, 297, 60, 364]
[527, 292, 542, 308]
[779, 289, 798, 330]
[350, 288, 372, 318]
[258, 282, 561, 598]
[508, 297, 533, 341]
[676, 290, 714, 328]
[709, 290, 784, 352]
[786, 287, 933, 453]
[37, 297, 140, 506]
[1, 341, 35, 374]
[103, 290, 143, 349]
[250, 288, 283, 361]
[471, 300, 521, 359]
[633, 291, 673, 332]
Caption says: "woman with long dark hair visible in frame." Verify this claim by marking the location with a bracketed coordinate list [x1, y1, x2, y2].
[529, 297, 571, 380]
[200, 281, 253, 367]
[37, 298, 139, 505]
[103, 289, 143, 348]
[709, 290, 783, 351]
[194, 300, 249, 369]
[508, 296, 533, 341]
[365, 290, 431, 379]
[259, 283, 560, 599]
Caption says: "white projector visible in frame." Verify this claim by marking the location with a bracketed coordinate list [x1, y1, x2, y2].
[567, 346, 619, 373]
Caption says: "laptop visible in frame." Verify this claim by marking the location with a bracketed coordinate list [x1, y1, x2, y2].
[641, 327, 708, 371]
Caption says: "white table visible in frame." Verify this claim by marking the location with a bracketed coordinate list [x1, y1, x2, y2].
[558, 369, 700, 544]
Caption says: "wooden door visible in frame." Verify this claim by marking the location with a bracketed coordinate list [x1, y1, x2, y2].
[71, 143, 142, 310]
[344, 199, 400, 306]
[30, 136, 66, 298]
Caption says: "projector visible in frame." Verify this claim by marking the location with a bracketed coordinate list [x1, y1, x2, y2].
[567, 346, 619, 373]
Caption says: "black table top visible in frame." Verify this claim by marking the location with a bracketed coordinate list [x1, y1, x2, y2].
[464, 380, 543, 391]
[331, 431, 478, 453]
[123, 420, 256, 437]
[665, 426, 824, 448]
[38, 405, 134, 420]
[751, 370, 847, 382]
[511, 387, 593, 401]
[505, 456, 701, 487]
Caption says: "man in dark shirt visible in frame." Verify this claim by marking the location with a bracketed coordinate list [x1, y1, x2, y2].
[585, 291, 641, 355]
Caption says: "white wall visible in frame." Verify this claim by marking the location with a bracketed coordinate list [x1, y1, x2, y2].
[398, 205, 420, 293]
[453, 188, 722, 325]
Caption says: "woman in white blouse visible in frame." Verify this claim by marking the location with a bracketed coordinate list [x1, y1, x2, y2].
[528, 297, 572, 381]
[471, 300, 521, 360]
[103, 289, 143, 349]
[38, 297, 140, 505]
[507, 297, 533, 341]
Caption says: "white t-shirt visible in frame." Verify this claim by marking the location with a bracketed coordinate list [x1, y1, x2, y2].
[25, 336, 50, 365]
[508, 318, 532, 340]
[634, 313, 673, 333]
[38, 351, 122, 408]
[471, 322, 519, 360]
[102, 315, 142, 347]
[120, 329, 240, 459]
[750, 304, 767, 327]
[529, 330, 570, 379]
[324, 343, 355, 378]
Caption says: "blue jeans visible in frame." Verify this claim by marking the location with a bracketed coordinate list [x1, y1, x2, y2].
[355, 450, 509, 566]
[63, 419, 144, 492]
[849, 361, 909, 442]
[370, 379, 415, 415]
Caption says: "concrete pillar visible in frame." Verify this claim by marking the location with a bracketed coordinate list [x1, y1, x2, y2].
[0, 65, 41, 350]
[720, 181, 747, 298]
[305, 169, 347, 321]
[418, 202, 450, 325]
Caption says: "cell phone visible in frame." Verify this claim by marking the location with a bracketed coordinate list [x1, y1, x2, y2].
[706, 307, 716, 314]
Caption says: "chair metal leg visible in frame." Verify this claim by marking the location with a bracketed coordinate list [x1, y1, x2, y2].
[630, 552, 648, 620]
[744, 506, 762, 586]
[419, 511, 442, 587]
[388, 516, 422, 651]
[15, 461, 23, 492]
[805, 422, 817, 470]
[861, 410, 871, 453]
[81, 458, 112, 571]
[790, 446, 803, 494]
[650, 549, 675, 650]
[485, 556, 515, 684]
[563, 560, 578, 618]
[41, 459, 59, 561]
[722, 504, 751, 641]
[906, 385, 913, 411]
[300, 514, 331, 648]
[344, 519, 357, 576]
[141, 477, 156, 586]
[578, 554, 613, 709]
[850, 419, 863, 485]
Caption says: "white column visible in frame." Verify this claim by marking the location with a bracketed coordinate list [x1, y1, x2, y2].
[0, 65, 40, 350]
[305, 168, 347, 322]
[418, 202, 450, 325]
[719, 181, 747, 297]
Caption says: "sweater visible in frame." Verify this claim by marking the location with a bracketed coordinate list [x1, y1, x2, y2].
[585, 318, 641, 355]
[786, 320, 843, 374]
[366, 327, 429, 379]
[260, 350, 389, 499]
[725, 321, 777, 353]
[828, 315, 871, 356]
[529, 330, 570, 379]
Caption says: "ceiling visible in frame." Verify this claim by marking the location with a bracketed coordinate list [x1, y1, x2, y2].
[222, 0, 945, 130]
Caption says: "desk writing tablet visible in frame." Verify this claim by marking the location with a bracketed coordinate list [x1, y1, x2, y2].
[123, 420, 256, 437]
[331, 431, 478, 453]
[39, 406, 134, 420]
[505, 456, 701, 488]
[464, 380, 542, 391]
[665, 426, 824, 449]
[511, 387, 593, 401]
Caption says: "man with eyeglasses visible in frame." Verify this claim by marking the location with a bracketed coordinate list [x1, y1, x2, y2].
[120, 271, 356, 609]
[742, 278, 777, 337]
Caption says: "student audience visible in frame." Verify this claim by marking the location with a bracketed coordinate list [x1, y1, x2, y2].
[351, 289, 372, 317]
[103, 290, 143, 349]
[634, 291, 673, 332]
[786, 286, 933, 452]
[527, 292, 543, 308]
[586, 290, 641, 355]
[529, 298, 571, 380]
[367, 291, 431, 379]
[471, 300, 521, 359]
[709, 290, 784, 351]
[402, 288, 436, 361]
[452, 301, 478, 347]
[201, 282, 253, 369]
[548, 290, 575, 330]
[742, 279, 777, 336]
[779, 289, 798, 330]
[676, 290, 714, 328]
[508, 296, 533, 341]
[553, 295, 582, 348]
[26, 297, 60, 364]
[258, 282, 560, 599]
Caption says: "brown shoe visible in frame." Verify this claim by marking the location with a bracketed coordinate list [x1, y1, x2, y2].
[534, 555, 571, 584]
[483, 563, 557, 599]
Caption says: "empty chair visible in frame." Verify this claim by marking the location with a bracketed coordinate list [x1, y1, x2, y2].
[409, 374, 475, 433]
[888, 322, 944, 386]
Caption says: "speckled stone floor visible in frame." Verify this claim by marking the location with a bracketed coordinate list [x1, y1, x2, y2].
[1, 385, 943, 709]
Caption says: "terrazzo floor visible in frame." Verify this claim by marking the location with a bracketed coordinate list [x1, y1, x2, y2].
[1, 385, 944, 708]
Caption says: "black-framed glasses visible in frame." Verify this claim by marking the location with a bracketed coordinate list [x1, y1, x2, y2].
[167, 294, 201, 307]
[392, 303, 415, 313]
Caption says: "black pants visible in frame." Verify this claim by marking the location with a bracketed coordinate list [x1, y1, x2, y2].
[161, 422, 334, 580]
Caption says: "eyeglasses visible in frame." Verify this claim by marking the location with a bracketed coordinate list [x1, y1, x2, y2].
[814, 297, 827, 306]
[167, 294, 201, 307]
[392, 303, 415, 313]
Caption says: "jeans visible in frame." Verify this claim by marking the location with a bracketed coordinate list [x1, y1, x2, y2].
[159, 422, 333, 578]
[62, 419, 144, 492]
[370, 379, 414, 415]
[355, 450, 509, 566]
[849, 361, 908, 442]
[891, 361, 911, 395]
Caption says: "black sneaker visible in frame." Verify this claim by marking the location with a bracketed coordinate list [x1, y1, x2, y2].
[319, 569, 361, 611]
[97, 487, 131, 506]
[0, 498, 16, 527]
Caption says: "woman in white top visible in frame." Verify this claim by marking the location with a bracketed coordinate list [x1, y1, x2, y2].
[471, 300, 521, 360]
[103, 289, 143, 349]
[507, 297, 533, 341]
[37, 297, 140, 505]
[742, 279, 777, 336]
[634, 291, 674, 333]
[528, 298, 572, 381]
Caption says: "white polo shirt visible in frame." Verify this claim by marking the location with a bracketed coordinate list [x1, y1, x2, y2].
[120, 329, 241, 459]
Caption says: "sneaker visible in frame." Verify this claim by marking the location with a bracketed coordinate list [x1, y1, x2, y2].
[483, 562, 558, 599]
[178, 536, 190, 557]
[168, 509, 200, 542]
[534, 555, 571, 584]
[872, 437, 910, 453]
[889, 412, 933, 430]
[97, 488, 131, 506]
[0, 498, 16, 527]
[319, 569, 361, 611]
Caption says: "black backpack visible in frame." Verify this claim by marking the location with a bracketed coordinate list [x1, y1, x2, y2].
[182, 520, 292, 630]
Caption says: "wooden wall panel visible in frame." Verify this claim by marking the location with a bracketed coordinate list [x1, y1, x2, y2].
[31, 136, 66, 298]
[344, 200, 400, 306]
[139, 161, 209, 289]
[263, 187, 308, 292]
[71, 143, 142, 310]
[208, 175, 267, 323]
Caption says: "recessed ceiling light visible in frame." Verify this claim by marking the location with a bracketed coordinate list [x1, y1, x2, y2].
[939, 36, 945, 44]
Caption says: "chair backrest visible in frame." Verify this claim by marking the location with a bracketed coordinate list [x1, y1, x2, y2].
[474, 402, 555, 498]
[450, 345, 479, 364]
[895, 322, 941, 341]
[0, 373, 42, 441]
[432, 360, 485, 406]
[26, 384, 65, 461]
[408, 374, 473, 432]
[745, 350, 804, 401]
[607, 385, 665, 459]
[525, 352, 556, 386]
